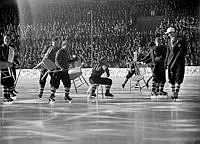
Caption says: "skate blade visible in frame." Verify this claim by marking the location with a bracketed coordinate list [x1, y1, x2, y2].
[65, 100, 72, 103]
[158, 95, 168, 99]
[89, 96, 96, 99]
[48, 100, 55, 105]
[105, 97, 114, 99]
[11, 96, 17, 100]
[151, 95, 158, 99]
[3, 101, 13, 105]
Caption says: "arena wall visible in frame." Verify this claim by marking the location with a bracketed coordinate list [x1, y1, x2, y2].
[16, 66, 200, 79]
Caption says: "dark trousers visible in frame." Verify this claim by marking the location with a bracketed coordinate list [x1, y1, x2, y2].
[39, 68, 53, 88]
[51, 71, 71, 89]
[168, 62, 185, 84]
[1, 69, 15, 98]
[89, 76, 112, 86]
[152, 63, 166, 84]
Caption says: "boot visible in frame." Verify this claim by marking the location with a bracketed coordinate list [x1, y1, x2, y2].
[171, 91, 178, 100]
[38, 93, 43, 99]
[90, 93, 97, 98]
[48, 93, 55, 104]
[105, 89, 114, 98]
[122, 79, 128, 89]
[105, 85, 114, 98]
[90, 85, 97, 98]
[64, 94, 72, 103]
[13, 89, 18, 94]
[3, 95, 13, 104]
[151, 90, 158, 99]
[159, 90, 168, 96]
[10, 91, 17, 100]
[105, 92, 114, 97]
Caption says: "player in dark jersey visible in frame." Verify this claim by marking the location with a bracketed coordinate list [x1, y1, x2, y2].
[48, 40, 78, 103]
[0, 34, 16, 104]
[38, 36, 60, 98]
[89, 57, 114, 98]
[165, 27, 187, 100]
[141, 35, 168, 97]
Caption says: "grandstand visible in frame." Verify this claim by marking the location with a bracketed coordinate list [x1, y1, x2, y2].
[0, 0, 199, 68]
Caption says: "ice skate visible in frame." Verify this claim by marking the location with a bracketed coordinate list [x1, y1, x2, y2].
[3, 97, 13, 104]
[151, 91, 158, 99]
[135, 82, 139, 88]
[64, 95, 72, 103]
[173, 91, 178, 101]
[48, 94, 55, 104]
[105, 92, 114, 98]
[121, 83, 125, 89]
[10, 91, 17, 100]
[13, 89, 18, 94]
[159, 91, 168, 96]
[158, 91, 168, 98]
[171, 91, 178, 101]
[38, 93, 43, 99]
[89, 93, 97, 99]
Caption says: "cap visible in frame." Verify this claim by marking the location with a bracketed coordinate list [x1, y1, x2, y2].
[165, 27, 175, 34]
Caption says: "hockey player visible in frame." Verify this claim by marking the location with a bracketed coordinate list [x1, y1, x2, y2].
[0, 34, 16, 103]
[38, 36, 60, 98]
[141, 35, 168, 97]
[121, 50, 143, 89]
[48, 40, 78, 103]
[89, 57, 114, 98]
[165, 27, 187, 100]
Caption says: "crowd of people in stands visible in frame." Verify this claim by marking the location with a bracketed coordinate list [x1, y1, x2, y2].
[0, 0, 199, 68]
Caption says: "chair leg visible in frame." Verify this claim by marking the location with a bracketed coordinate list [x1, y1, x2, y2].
[87, 85, 92, 94]
[101, 85, 104, 99]
[73, 80, 78, 94]
[81, 75, 89, 86]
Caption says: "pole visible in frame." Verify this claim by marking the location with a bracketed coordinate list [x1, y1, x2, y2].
[90, 10, 93, 67]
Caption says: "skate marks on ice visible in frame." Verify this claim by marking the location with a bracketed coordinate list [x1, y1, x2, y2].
[0, 76, 200, 144]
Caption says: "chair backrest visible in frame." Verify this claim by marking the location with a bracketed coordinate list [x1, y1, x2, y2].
[69, 69, 82, 80]
[68, 62, 84, 80]
[0, 61, 13, 70]
[41, 58, 57, 71]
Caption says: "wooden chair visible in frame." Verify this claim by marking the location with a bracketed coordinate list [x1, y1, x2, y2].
[69, 63, 89, 94]
[87, 84, 104, 98]
[128, 61, 148, 94]
[0, 61, 15, 80]
[34, 59, 89, 94]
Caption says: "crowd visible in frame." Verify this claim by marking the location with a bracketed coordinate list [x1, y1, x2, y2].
[0, 0, 199, 68]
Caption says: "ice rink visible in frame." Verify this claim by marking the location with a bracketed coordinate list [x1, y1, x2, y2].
[0, 75, 200, 144]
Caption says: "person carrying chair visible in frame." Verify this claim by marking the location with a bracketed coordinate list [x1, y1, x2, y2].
[0, 34, 17, 104]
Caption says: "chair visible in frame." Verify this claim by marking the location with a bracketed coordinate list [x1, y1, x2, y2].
[68, 63, 89, 94]
[0, 61, 15, 80]
[87, 84, 104, 99]
[33, 58, 89, 93]
[128, 61, 148, 94]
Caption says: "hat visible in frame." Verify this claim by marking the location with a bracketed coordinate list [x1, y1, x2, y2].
[165, 27, 175, 34]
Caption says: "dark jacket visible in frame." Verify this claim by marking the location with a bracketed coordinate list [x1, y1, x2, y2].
[165, 36, 187, 69]
[55, 48, 77, 70]
[91, 63, 110, 78]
